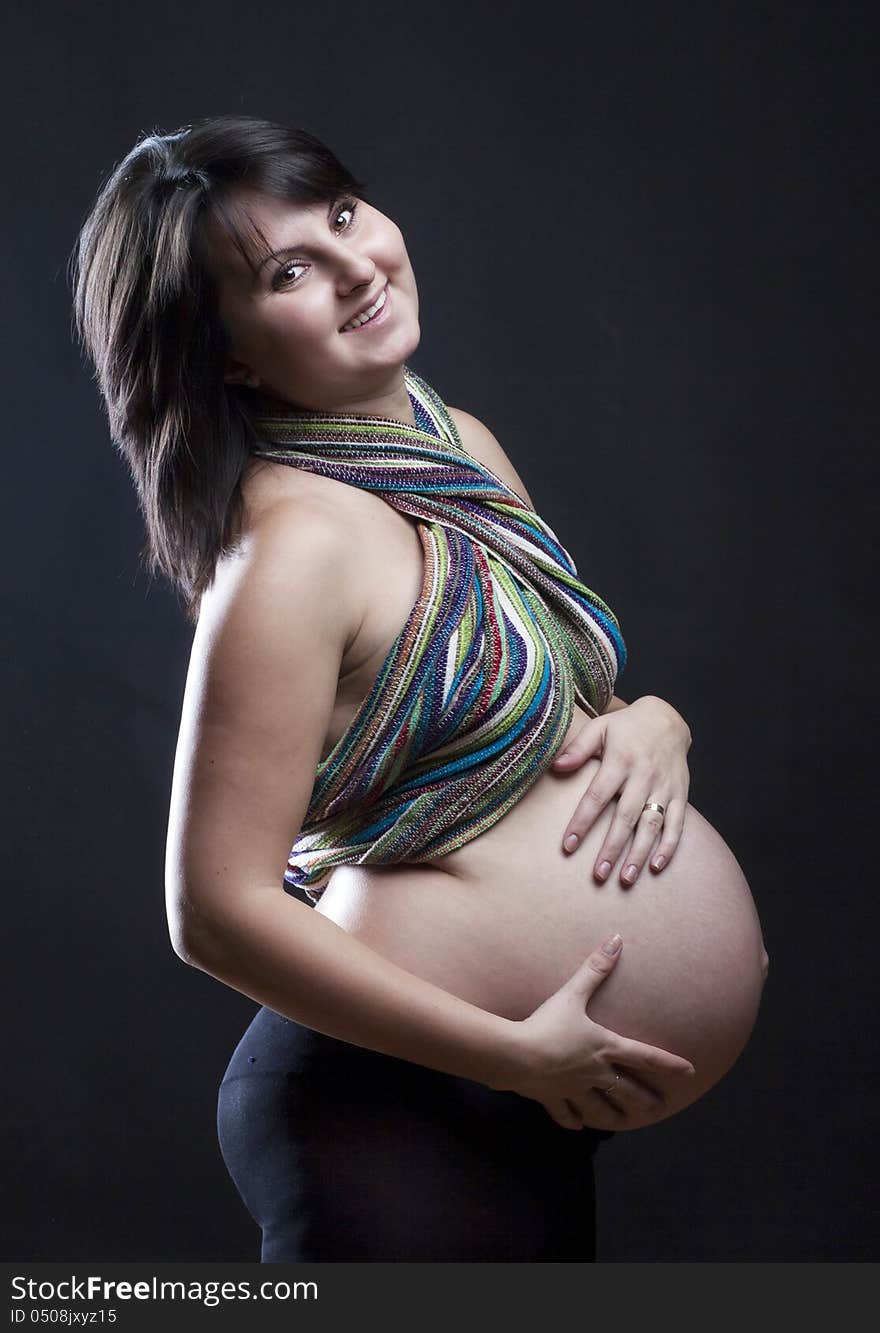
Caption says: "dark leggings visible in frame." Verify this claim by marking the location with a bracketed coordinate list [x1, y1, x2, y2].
[217, 1006, 615, 1262]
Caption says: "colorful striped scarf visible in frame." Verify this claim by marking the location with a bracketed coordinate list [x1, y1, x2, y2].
[250, 365, 626, 902]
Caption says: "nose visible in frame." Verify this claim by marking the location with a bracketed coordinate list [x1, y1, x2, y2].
[760, 947, 770, 980]
[337, 248, 376, 293]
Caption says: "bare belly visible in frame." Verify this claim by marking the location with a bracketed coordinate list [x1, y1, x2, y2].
[314, 704, 769, 1129]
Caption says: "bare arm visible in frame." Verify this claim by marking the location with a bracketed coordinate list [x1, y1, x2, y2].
[165, 491, 697, 1131]
[165, 502, 521, 1091]
[180, 883, 521, 1087]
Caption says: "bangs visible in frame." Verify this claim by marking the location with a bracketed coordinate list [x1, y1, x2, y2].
[204, 190, 279, 277]
[202, 177, 369, 281]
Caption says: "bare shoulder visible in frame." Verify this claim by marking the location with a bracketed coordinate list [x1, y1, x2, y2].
[445, 406, 535, 507]
[166, 495, 364, 931]
[240, 452, 359, 529]
[206, 488, 363, 658]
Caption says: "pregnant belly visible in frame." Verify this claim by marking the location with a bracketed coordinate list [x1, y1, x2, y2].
[313, 726, 769, 1128]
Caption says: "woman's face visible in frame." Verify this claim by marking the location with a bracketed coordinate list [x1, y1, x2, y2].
[206, 187, 421, 411]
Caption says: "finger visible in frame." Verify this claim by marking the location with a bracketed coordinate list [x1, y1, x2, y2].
[591, 786, 648, 880]
[649, 797, 688, 873]
[601, 1070, 666, 1114]
[563, 1097, 585, 1128]
[566, 932, 624, 1000]
[562, 765, 629, 852]
[551, 721, 604, 771]
[615, 803, 667, 887]
[609, 1033, 696, 1079]
[591, 1086, 627, 1120]
[594, 1085, 673, 1131]
[542, 1099, 584, 1131]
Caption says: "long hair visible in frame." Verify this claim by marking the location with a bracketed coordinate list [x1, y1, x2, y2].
[69, 114, 368, 624]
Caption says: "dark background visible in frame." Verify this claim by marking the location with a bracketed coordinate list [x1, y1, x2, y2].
[2, 1, 875, 1261]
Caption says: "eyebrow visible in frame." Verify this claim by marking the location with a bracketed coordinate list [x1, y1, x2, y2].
[255, 199, 342, 274]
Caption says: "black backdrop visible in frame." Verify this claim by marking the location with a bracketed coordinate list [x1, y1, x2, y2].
[2, 0, 875, 1261]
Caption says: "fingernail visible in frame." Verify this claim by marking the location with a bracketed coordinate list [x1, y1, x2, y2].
[564, 833, 579, 851]
[597, 860, 612, 878]
[653, 855, 665, 871]
[623, 864, 638, 882]
[602, 932, 623, 955]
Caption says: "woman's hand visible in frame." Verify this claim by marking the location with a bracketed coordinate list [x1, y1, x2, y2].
[551, 695, 692, 887]
[504, 932, 696, 1131]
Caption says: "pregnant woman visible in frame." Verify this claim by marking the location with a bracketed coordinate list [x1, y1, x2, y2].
[71, 114, 769, 1262]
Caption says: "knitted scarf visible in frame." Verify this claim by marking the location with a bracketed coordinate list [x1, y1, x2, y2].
[250, 365, 626, 901]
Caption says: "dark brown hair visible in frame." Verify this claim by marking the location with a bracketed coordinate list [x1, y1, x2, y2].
[69, 114, 368, 623]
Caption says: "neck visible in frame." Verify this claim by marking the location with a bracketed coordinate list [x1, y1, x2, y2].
[257, 366, 417, 428]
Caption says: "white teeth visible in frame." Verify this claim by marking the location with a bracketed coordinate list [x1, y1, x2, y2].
[342, 286, 387, 331]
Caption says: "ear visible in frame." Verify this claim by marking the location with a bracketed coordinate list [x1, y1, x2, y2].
[224, 359, 261, 389]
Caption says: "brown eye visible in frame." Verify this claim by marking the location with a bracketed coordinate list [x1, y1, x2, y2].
[333, 199, 358, 229]
[273, 261, 307, 290]
[271, 199, 358, 290]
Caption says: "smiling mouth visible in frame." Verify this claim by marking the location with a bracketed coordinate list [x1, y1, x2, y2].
[340, 284, 389, 332]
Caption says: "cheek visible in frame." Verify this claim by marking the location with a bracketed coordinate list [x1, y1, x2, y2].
[395, 244, 414, 280]
[265, 310, 346, 376]
[212, 292, 246, 352]
[218, 294, 277, 357]
[380, 220, 411, 270]
[257, 303, 323, 356]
